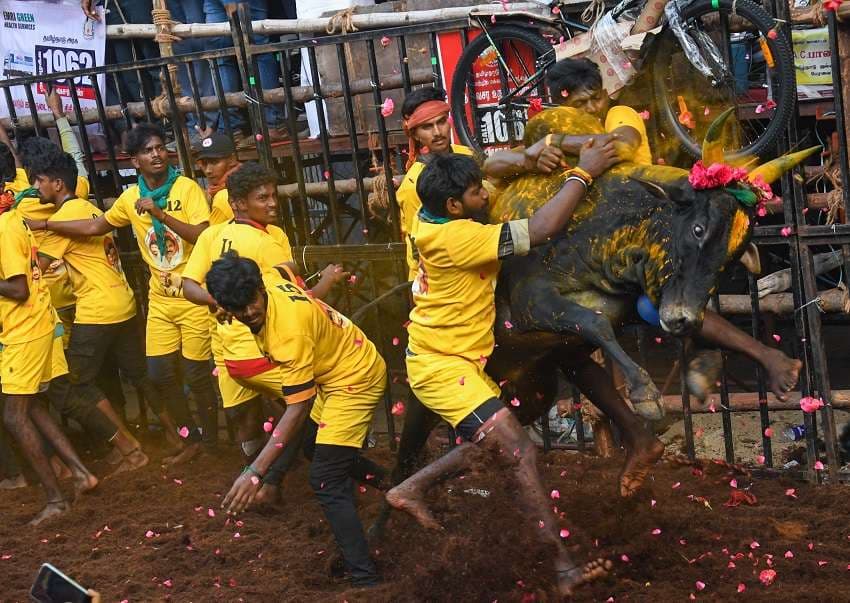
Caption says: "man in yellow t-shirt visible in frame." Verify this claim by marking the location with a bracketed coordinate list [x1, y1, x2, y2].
[387, 147, 619, 596]
[482, 57, 652, 184]
[0, 204, 98, 525]
[207, 253, 387, 587]
[396, 87, 476, 281]
[182, 161, 350, 503]
[30, 123, 218, 464]
[32, 151, 152, 475]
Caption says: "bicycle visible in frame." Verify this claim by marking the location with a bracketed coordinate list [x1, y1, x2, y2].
[450, 0, 796, 160]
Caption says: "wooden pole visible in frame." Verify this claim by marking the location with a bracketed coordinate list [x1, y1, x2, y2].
[0, 69, 433, 130]
[715, 287, 847, 315]
[104, 3, 550, 39]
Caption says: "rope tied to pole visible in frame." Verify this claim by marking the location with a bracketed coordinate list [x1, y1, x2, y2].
[326, 8, 359, 34]
[366, 133, 391, 221]
[151, 8, 182, 43]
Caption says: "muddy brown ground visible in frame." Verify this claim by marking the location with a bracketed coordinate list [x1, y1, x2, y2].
[2, 434, 849, 602]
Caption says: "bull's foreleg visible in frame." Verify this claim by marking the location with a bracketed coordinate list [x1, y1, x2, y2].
[513, 287, 664, 420]
[560, 355, 665, 496]
[369, 393, 441, 541]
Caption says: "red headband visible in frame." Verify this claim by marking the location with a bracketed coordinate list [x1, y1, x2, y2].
[403, 100, 450, 170]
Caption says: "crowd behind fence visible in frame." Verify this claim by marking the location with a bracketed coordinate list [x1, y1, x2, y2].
[1, 1, 849, 483]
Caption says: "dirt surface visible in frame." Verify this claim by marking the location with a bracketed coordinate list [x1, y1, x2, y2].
[2, 434, 850, 602]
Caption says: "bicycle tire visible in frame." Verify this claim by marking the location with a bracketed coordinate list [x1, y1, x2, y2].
[652, 0, 795, 160]
[450, 25, 554, 152]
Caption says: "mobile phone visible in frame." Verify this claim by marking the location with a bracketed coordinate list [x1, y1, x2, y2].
[29, 563, 92, 603]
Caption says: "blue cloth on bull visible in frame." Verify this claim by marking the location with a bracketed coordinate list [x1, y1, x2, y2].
[637, 295, 661, 326]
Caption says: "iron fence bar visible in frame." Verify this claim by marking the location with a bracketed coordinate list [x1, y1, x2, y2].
[335, 43, 370, 240]
[713, 294, 735, 464]
[679, 342, 696, 460]
[429, 31, 443, 92]
[110, 72, 135, 131]
[365, 38, 402, 240]
[135, 67, 155, 124]
[746, 273, 773, 467]
[276, 50, 309, 245]
[185, 60, 208, 132]
[572, 385, 586, 453]
[233, 4, 272, 169]
[161, 66, 193, 176]
[2, 87, 21, 143]
[86, 74, 123, 195]
[208, 58, 235, 147]
[66, 78, 102, 207]
[21, 84, 44, 138]
[305, 45, 342, 243]
[397, 35, 412, 94]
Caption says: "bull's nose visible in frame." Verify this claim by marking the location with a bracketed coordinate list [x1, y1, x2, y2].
[660, 315, 689, 335]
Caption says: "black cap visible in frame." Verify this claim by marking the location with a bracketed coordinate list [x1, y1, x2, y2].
[195, 133, 235, 159]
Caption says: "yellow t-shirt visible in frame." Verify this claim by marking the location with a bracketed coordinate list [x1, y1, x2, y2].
[104, 175, 210, 299]
[209, 189, 234, 225]
[38, 199, 136, 325]
[408, 217, 504, 362]
[9, 168, 89, 201]
[396, 144, 474, 280]
[259, 282, 383, 403]
[604, 105, 653, 166]
[0, 210, 55, 345]
[183, 220, 293, 361]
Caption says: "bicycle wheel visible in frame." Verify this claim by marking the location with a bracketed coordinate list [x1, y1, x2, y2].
[450, 25, 555, 153]
[652, 0, 795, 160]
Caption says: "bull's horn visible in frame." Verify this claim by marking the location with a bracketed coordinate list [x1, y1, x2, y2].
[747, 146, 822, 184]
[701, 107, 735, 165]
[739, 242, 761, 275]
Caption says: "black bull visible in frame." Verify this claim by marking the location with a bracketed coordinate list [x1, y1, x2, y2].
[382, 161, 765, 506]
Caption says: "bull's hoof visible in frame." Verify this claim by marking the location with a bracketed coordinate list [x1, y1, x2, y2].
[686, 349, 723, 402]
[632, 399, 665, 421]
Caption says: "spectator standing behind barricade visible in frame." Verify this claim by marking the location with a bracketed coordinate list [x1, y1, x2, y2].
[203, 0, 306, 146]
[82, 0, 161, 138]
[30, 123, 220, 464]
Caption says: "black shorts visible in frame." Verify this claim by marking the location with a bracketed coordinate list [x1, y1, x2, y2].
[66, 316, 146, 406]
[455, 397, 505, 442]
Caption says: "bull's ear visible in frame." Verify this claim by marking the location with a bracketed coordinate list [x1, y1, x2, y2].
[631, 177, 691, 206]
[739, 242, 761, 275]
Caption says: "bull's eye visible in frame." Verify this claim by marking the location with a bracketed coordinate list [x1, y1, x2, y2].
[692, 224, 705, 239]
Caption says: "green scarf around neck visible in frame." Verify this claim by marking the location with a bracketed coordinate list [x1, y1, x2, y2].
[138, 165, 180, 257]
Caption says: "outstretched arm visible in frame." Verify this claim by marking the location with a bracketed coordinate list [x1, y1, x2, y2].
[46, 89, 87, 179]
[30, 214, 112, 237]
[181, 277, 216, 308]
[527, 137, 619, 246]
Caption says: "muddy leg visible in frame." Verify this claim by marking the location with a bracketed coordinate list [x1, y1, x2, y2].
[563, 357, 664, 497]
[699, 310, 801, 401]
[3, 396, 71, 524]
[28, 400, 98, 496]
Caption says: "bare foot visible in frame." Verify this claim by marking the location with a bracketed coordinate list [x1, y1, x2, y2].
[556, 557, 612, 597]
[762, 348, 802, 401]
[619, 438, 665, 497]
[0, 475, 27, 490]
[254, 483, 282, 506]
[50, 455, 72, 480]
[29, 500, 71, 526]
[162, 442, 202, 466]
[74, 471, 99, 497]
[107, 449, 149, 477]
[386, 485, 443, 530]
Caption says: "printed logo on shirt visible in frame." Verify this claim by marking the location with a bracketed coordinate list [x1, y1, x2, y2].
[144, 226, 183, 271]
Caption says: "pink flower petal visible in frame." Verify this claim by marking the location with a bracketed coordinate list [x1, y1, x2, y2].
[207, 508, 215, 518]
[772, 333, 781, 342]
[173, 478, 183, 485]
[621, 554, 630, 562]
[750, 540, 760, 549]
[510, 397, 521, 407]
[250, 475, 260, 485]
[391, 401, 405, 416]
[163, 579, 173, 588]
[814, 460, 825, 470]
[737, 583, 746, 593]
[730, 479, 738, 488]
[764, 427, 773, 437]
[538, 520, 545, 529]
[695, 580, 706, 591]
[145, 530, 155, 538]
[358, 485, 367, 493]
[550, 489, 560, 500]
[759, 569, 776, 586]
[178, 426, 190, 439]
[784, 550, 794, 559]
[504, 320, 513, 329]
[638, 110, 650, 120]
[380, 98, 395, 118]
[392, 337, 400, 346]
[380, 36, 391, 47]
[233, 532, 241, 538]
[756, 455, 766, 464]
[651, 528, 662, 535]
[559, 528, 570, 538]
[651, 499, 657, 507]
[263, 421, 273, 433]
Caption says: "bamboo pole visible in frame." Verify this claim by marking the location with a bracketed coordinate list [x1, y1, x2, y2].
[0, 69, 433, 130]
[716, 287, 847, 315]
[104, 3, 549, 39]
